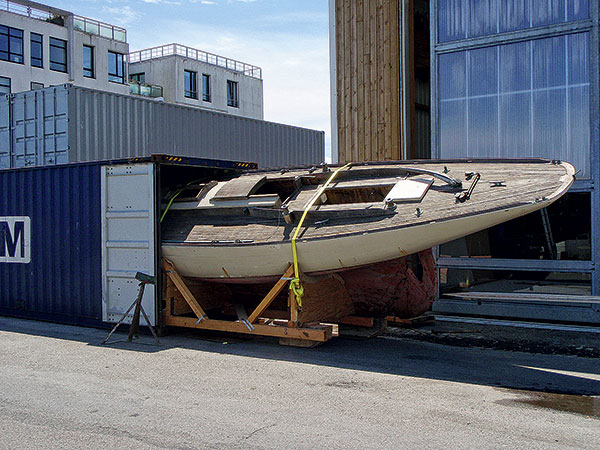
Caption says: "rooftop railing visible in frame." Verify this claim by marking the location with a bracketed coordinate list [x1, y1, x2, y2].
[0, 0, 55, 21]
[129, 44, 262, 80]
[73, 15, 127, 43]
[0, 0, 127, 43]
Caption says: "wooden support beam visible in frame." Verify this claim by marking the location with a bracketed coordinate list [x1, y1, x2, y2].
[247, 264, 294, 324]
[165, 315, 333, 342]
[386, 314, 434, 327]
[162, 259, 207, 321]
[289, 288, 299, 328]
[339, 318, 387, 338]
[339, 316, 376, 328]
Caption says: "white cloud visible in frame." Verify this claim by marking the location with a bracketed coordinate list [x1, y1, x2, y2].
[142, 0, 182, 4]
[103, 5, 142, 25]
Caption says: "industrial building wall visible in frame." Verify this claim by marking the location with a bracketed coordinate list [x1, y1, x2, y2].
[333, 0, 402, 163]
[431, 1, 600, 308]
[0, 85, 325, 169]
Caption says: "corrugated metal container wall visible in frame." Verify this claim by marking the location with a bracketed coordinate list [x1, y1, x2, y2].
[0, 94, 8, 164]
[0, 85, 325, 170]
[0, 164, 103, 326]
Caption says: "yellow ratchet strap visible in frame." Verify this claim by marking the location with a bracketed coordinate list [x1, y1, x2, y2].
[290, 163, 353, 307]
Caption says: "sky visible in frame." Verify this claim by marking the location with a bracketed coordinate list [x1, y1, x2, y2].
[52, 0, 332, 160]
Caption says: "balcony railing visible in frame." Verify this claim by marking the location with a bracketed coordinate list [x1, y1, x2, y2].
[73, 15, 127, 42]
[129, 81, 163, 98]
[129, 44, 262, 79]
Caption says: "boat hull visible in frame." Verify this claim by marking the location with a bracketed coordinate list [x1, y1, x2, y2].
[162, 197, 557, 281]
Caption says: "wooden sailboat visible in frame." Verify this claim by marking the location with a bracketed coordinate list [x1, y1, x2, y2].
[161, 159, 574, 285]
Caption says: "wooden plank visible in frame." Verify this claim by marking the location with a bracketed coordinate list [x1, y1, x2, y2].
[392, 0, 403, 160]
[289, 288, 299, 327]
[165, 315, 333, 342]
[212, 175, 266, 201]
[383, 0, 392, 161]
[162, 259, 207, 320]
[336, 0, 345, 164]
[339, 318, 387, 338]
[362, 0, 371, 163]
[356, 0, 365, 163]
[386, 314, 435, 326]
[339, 316, 376, 327]
[370, 0, 378, 161]
[350, 0, 359, 163]
[343, 0, 352, 164]
[247, 264, 294, 323]
[376, 0, 385, 161]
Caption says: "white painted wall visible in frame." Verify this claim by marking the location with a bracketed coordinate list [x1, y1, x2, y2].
[0, 9, 129, 94]
[130, 55, 264, 120]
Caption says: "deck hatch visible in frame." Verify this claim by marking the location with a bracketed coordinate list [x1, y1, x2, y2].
[385, 177, 434, 203]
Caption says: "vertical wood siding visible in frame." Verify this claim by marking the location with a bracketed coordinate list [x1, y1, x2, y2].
[335, 0, 401, 163]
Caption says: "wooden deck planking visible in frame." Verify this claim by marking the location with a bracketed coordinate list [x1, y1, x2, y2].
[161, 162, 570, 245]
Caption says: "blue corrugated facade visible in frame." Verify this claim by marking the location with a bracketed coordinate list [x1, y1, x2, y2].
[0, 163, 104, 326]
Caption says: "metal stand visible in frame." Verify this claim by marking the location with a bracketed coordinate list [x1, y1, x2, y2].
[102, 272, 160, 345]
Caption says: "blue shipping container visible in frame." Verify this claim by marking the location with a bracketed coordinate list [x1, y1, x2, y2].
[0, 155, 255, 328]
[0, 163, 104, 326]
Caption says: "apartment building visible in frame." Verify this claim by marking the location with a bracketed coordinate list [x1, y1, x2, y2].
[129, 44, 264, 120]
[0, 0, 129, 95]
[1, 1, 264, 120]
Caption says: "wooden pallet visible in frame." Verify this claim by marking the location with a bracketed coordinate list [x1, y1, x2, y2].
[162, 259, 336, 346]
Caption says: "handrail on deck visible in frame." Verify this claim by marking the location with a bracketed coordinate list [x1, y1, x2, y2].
[128, 43, 262, 80]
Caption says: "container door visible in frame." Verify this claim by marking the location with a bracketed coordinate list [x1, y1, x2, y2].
[0, 94, 9, 169]
[101, 163, 157, 325]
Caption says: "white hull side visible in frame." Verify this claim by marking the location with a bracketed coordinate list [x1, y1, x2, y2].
[161, 199, 552, 280]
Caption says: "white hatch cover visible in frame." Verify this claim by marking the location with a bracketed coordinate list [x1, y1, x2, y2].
[101, 163, 157, 325]
[385, 177, 434, 203]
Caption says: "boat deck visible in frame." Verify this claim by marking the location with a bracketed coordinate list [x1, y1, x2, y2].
[161, 160, 570, 245]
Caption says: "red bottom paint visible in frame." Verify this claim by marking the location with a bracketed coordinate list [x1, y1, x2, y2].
[340, 249, 437, 318]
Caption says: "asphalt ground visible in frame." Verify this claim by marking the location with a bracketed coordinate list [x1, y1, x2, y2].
[0, 316, 598, 449]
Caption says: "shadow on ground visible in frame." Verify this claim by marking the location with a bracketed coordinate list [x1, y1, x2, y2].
[1, 316, 599, 396]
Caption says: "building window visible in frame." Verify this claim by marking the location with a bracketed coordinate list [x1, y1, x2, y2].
[130, 72, 145, 83]
[227, 80, 239, 108]
[0, 25, 24, 64]
[30, 82, 43, 90]
[30, 33, 42, 68]
[49, 37, 67, 72]
[83, 45, 94, 78]
[438, 33, 590, 176]
[0, 76, 10, 94]
[184, 70, 197, 99]
[202, 73, 211, 102]
[108, 51, 125, 83]
[438, 0, 591, 43]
